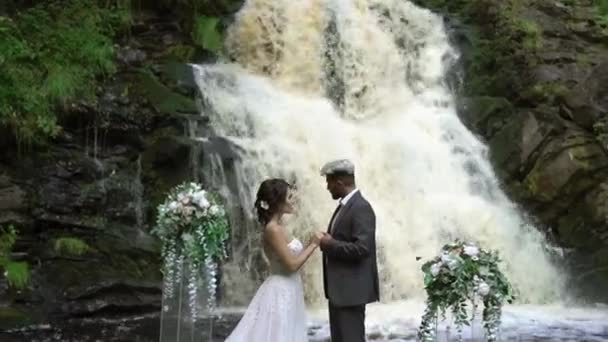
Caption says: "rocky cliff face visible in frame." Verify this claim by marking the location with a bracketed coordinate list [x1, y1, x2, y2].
[415, 0, 608, 300]
[0, 3, 237, 338]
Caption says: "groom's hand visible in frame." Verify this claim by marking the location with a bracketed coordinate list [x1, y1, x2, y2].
[319, 232, 332, 245]
[311, 231, 325, 246]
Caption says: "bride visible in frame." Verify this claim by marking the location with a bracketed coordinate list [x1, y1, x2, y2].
[225, 178, 321, 342]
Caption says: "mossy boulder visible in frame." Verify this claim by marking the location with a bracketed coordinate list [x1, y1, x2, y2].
[134, 71, 198, 115]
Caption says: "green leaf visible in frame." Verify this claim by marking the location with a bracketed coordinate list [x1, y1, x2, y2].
[424, 273, 434, 286]
[192, 16, 222, 54]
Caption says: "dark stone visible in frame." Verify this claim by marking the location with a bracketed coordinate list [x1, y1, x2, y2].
[588, 61, 608, 114]
[424, 0, 608, 301]
[0, 312, 240, 342]
[117, 46, 147, 66]
[0, 175, 27, 214]
[457, 96, 515, 139]
[563, 88, 599, 129]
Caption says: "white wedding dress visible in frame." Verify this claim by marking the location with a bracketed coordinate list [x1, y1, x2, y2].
[224, 238, 309, 342]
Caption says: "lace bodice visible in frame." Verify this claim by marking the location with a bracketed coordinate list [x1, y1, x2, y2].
[267, 238, 304, 275]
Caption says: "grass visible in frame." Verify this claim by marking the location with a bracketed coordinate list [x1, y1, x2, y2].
[0, 225, 30, 290]
[3, 261, 29, 289]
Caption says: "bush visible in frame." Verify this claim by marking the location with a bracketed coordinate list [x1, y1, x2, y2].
[0, 1, 130, 147]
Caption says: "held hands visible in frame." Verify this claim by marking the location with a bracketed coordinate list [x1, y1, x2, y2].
[310, 231, 331, 247]
[310, 231, 323, 246]
[319, 231, 332, 245]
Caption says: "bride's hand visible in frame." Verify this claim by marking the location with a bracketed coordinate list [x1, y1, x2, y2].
[310, 231, 324, 246]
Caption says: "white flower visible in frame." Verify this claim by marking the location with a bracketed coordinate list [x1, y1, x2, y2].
[477, 282, 490, 296]
[441, 253, 459, 270]
[440, 253, 451, 262]
[209, 205, 221, 215]
[259, 200, 269, 210]
[178, 193, 191, 205]
[168, 201, 180, 212]
[196, 197, 210, 209]
[192, 190, 206, 201]
[191, 191, 209, 208]
[464, 246, 480, 257]
[191, 191, 209, 209]
[430, 262, 442, 276]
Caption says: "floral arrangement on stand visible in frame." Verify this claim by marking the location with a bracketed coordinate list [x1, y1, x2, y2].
[418, 240, 515, 342]
[152, 182, 229, 323]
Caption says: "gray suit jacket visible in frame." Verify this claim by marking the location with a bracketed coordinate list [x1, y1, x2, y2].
[321, 191, 380, 307]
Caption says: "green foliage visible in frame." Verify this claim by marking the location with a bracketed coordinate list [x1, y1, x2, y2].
[597, 0, 608, 15]
[0, 0, 130, 146]
[53, 237, 91, 256]
[0, 225, 30, 290]
[4, 261, 29, 289]
[461, 1, 543, 96]
[145, 0, 227, 58]
[513, 18, 542, 50]
[192, 16, 223, 54]
[596, 0, 608, 25]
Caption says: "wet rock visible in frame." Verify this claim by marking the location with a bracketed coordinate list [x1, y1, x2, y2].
[420, 0, 608, 300]
[117, 46, 147, 66]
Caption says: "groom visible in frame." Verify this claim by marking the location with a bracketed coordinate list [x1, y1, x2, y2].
[318, 159, 380, 342]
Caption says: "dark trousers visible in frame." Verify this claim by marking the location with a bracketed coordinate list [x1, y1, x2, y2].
[328, 302, 366, 342]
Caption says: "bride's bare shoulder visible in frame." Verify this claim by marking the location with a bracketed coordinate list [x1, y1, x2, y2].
[264, 221, 283, 235]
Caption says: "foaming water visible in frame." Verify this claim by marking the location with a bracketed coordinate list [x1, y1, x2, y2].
[193, 0, 566, 306]
[307, 301, 608, 340]
[211, 301, 608, 340]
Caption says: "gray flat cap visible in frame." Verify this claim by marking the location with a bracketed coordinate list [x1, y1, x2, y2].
[320, 159, 355, 176]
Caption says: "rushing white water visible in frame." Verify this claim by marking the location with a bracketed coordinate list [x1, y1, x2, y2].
[192, 0, 566, 306]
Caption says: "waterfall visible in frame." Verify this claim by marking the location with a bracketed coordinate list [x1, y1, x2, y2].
[192, 0, 565, 307]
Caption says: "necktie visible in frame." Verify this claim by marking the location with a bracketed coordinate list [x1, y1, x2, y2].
[329, 203, 343, 234]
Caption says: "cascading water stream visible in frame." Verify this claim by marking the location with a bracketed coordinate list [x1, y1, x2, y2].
[193, 0, 565, 308]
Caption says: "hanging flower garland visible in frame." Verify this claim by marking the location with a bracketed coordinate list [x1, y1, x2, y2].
[418, 240, 515, 342]
[152, 182, 229, 322]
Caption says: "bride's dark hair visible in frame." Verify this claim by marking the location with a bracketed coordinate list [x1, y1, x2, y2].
[254, 178, 291, 225]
